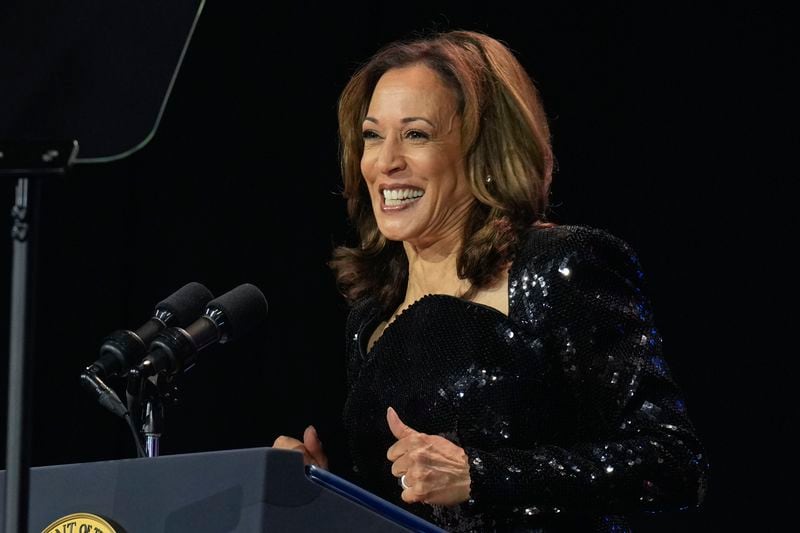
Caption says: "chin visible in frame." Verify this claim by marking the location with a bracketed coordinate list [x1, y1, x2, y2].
[378, 231, 407, 243]
[377, 224, 412, 243]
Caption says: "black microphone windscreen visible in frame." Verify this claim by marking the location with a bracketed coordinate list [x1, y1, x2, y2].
[208, 283, 268, 341]
[156, 282, 214, 324]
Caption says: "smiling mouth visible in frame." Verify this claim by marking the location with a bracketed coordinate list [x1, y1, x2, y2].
[382, 187, 424, 207]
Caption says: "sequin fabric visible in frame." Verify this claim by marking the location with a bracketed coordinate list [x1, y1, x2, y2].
[341, 225, 708, 532]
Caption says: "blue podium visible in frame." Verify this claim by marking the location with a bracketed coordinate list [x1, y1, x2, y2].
[0, 447, 445, 532]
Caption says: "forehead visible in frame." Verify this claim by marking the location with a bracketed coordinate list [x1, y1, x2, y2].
[367, 64, 458, 116]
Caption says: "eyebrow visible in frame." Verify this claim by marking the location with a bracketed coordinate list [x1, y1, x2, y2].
[363, 116, 435, 127]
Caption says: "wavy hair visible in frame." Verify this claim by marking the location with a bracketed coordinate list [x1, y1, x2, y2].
[329, 30, 554, 313]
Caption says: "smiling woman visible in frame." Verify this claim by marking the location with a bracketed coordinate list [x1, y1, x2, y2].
[272, 29, 708, 533]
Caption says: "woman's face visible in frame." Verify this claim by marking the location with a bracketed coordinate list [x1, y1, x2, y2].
[361, 64, 475, 248]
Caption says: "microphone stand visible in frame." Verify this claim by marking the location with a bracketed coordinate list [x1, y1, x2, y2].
[142, 382, 164, 457]
[127, 369, 178, 458]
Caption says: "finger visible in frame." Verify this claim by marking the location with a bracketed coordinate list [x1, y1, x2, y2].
[390, 453, 412, 477]
[272, 435, 302, 449]
[274, 439, 316, 465]
[303, 425, 323, 455]
[399, 476, 424, 504]
[387, 406, 416, 440]
[387, 434, 422, 462]
[303, 425, 329, 469]
[398, 470, 416, 503]
[401, 490, 420, 504]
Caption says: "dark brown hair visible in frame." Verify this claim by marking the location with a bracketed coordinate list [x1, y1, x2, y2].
[330, 30, 554, 314]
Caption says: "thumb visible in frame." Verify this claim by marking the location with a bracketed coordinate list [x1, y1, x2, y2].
[387, 406, 416, 440]
[303, 425, 323, 454]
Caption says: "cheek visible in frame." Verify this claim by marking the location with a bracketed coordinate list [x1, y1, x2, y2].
[360, 161, 378, 200]
[360, 155, 374, 184]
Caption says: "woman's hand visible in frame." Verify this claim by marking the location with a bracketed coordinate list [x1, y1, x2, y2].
[386, 406, 471, 506]
[272, 425, 329, 469]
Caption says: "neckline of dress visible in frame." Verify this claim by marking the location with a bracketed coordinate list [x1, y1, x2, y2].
[362, 280, 516, 359]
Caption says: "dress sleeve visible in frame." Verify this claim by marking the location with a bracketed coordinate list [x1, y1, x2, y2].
[462, 227, 709, 520]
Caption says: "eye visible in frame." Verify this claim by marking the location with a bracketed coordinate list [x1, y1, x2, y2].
[404, 129, 430, 140]
[362, 130, 380, 140]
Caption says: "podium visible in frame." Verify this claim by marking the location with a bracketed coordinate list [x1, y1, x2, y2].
[0, 447, 445, 532]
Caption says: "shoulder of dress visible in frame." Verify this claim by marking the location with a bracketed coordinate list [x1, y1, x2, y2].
[344, 296, 381, 334]
[514, 224, 642, 273]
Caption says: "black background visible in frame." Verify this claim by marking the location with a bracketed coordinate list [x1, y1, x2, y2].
[1, 2, 792, 531]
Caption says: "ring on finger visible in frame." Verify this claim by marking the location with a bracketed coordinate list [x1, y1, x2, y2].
[399, 474, 411, 490]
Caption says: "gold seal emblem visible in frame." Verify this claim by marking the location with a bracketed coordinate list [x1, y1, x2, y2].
[41, 512, 118, 533]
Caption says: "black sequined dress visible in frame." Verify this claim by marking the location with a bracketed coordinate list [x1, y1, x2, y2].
[341, 225, 708, 532]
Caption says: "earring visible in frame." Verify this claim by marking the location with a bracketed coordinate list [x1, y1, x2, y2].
[485, 174, 493, 184]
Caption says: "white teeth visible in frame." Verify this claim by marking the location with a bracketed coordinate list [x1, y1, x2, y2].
[382, 188, 424, 207]
[382, 188, 424, 200]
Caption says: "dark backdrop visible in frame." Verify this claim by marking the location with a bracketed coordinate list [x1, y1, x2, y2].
[1, 3, 791, 532]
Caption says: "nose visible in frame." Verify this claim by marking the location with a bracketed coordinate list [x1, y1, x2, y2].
[375, 136, 406, 175]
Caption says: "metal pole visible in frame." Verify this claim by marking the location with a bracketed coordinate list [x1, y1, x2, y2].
[143, 398, 162, 458]
[5, 177, 37, 533]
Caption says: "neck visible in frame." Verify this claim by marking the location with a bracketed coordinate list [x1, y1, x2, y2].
[402, 227, 469, 303]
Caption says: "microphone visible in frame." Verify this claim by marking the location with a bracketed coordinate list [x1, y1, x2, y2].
[86, 282, 214, 379]
[135, 283, 268, 378]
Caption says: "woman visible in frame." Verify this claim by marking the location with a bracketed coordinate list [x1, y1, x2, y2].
[274, 29, 708, 532]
